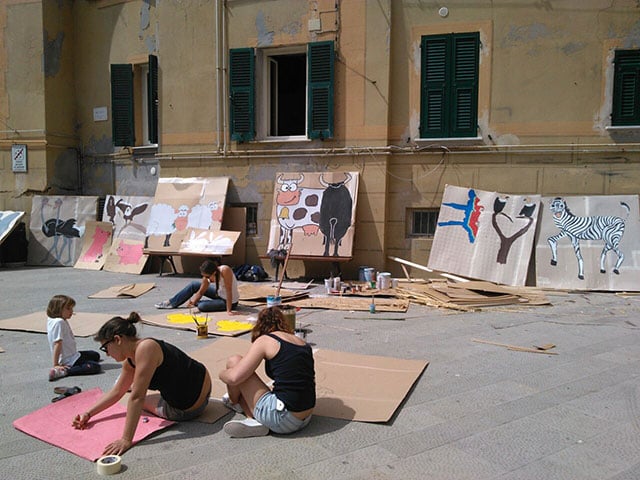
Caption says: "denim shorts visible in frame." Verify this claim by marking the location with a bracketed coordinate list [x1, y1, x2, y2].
[253, 391, 312, 434]
[155, 391, 210, 422]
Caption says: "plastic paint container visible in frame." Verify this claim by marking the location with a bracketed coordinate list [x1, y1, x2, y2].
[266, 295, 281, 307]
[281, 305, 296, 331]
[377, 272, 392, 290]
[363, 267, 375, 282]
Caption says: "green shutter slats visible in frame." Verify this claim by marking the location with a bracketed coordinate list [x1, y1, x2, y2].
[148, 54, 158, 144]
[308, 41, 334, 139]
[111, 63, 134, 147]
[420, 32, 479, 138]
[612, 50, 640, 126]
[229, 48, 255, 142]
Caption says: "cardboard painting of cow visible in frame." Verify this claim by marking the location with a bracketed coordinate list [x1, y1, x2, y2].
[267, 171, 359, 257]
[535, 195, 640, 291]
[427, 185, 541, 287]
[144, 177, 229, 253]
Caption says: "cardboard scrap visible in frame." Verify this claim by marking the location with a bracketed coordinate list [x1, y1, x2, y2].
[472, 338, 558, 355]
[0, 311, 114, 337]
[88, 283, 155, 299]
[289, 296, 410, 312]
[142, 311, 256, 337]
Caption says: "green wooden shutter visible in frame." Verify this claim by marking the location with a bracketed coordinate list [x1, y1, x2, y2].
[147, 54, 158, 144]
[420, 35, 448, 138]
[420, 33, 479, 138]
[308, 41, 334, 139]
[111, 64, 134, 146]
[229, 48, 255, 142]
[451, 33, 479, 137]
[612, 50, 640, 126]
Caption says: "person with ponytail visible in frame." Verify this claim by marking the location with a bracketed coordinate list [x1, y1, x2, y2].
[72, 312, 211, 455]
[219, 306, 315, 438]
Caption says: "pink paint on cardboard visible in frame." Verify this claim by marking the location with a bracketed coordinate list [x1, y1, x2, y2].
[80, 226, 111, 263]
[117, 242, 144, 265]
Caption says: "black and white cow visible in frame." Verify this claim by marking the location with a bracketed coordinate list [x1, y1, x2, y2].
[319, 173, 353, 256]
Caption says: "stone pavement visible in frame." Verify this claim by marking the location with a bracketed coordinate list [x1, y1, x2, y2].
[1, 265, 640, 479]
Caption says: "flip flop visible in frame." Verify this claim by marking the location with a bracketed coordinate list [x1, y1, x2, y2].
[51, 386, 81, 402]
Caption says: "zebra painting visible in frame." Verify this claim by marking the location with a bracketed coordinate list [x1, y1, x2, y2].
[547, 197, 629, 280]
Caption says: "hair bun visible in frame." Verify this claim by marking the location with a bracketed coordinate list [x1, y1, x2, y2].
[128, 312, 141, 324]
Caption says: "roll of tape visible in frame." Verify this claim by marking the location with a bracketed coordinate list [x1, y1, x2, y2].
[97, 455, 122, 475]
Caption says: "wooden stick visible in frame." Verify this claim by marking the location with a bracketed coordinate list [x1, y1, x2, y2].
[472, 338, 558, 355]
[276, 248, 292, 297]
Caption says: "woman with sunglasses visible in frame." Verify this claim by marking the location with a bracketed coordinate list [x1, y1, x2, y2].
[72, 312, 211, 455]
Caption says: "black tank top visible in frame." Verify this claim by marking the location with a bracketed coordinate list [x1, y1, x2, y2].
[128, 339, 206, 410]
[265, 333, 316, 411]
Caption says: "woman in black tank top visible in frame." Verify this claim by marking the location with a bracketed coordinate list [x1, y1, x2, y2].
[219, 306, 316, 438]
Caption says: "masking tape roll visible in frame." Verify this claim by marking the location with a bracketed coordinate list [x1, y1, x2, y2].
[97, 455, 122, 475]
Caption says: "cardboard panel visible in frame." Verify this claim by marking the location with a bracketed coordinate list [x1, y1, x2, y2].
[189, 337, 428, 422]
[179, 229, 240, 255]
[103, 237, 149, 274]
[142, 312, 256, 337]
[535, 195, 640, 291]
[428, 185, 540, 286]
[145, 177, 229, 253]
[103, 195, 153, 240]
[28, 196, 99, 266]
[0, 210, 25, 245]
[89, 283, 155, 299]
[0, 311, 117, 337]
[266, 171, 359, 257]
[13, 388, 174, 461]
[74, 221, 113, 270]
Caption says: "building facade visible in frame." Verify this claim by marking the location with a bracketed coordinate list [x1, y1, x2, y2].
[1, 0, 639, 279]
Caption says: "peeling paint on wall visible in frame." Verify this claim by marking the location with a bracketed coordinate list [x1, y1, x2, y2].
[502, 23, 551, 47]
[256, 11, 274, 47]
[561, 42, 585, 55]
[85, 134, 114, 155]
[44, 30, 63, 77]
[140, 1, 150, 31]
[623, 20, 640, 48]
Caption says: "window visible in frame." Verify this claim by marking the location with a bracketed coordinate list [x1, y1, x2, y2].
[243, 203, 258, 236]
[229, 41, 334, 142]
[420, 33, 479, 139]
[110, 54, 158, 147]
[612, 50, 640, 126]
[407, 209, 439, 237]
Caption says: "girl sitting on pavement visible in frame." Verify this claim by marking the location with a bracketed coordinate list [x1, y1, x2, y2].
[219, 306, 316, 437]
[46, 295, 101, 381]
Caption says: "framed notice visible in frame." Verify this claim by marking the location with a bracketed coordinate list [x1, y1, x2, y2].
[12, 144, 27, 173]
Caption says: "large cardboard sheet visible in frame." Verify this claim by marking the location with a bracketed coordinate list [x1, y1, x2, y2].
[74, 221, 113, 270]
[535, 195, 640, 291]
[13, 388, 174, 461]
[0, 311, 116, 337]
[428, 185, 540, 286]
[179, 229, 240, 255]
[102, 195, 153, 274]
[267, 171, 359, 257]
[0, 210, 25, 245]
[28, 196, 99, 266]
[145, 177, 229, 253]
[190, 337, 428, 422]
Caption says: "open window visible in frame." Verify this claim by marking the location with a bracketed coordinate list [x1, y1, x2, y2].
[110, 54, 158, 147]
[229, 41, 334, 142]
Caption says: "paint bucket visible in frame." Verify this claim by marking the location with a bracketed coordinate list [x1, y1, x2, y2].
[377, 272, 391, 290]
[266, 295, 281, 307]
[363, 268, 375, 282]
[358, 266, 371, 282]
[333, 276, 341, 291]
[281, 305, 296, 331]
[196, 324, 208, 339]
[324, 278, 332, 293]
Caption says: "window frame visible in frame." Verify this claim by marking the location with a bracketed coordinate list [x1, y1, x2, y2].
[110, 54, 158, 148]
[407, 208, 440, 238]
[612, 49, 640, 127]
[419, 32, 480, 139]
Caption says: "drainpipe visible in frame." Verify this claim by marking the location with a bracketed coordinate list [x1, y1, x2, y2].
[215, 0, 221, 151]
[222, 0, 228, 155]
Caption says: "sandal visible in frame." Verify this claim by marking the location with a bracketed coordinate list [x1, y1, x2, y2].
[51, 386, 82, 402]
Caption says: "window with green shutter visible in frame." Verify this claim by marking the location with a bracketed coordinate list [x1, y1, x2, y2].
[612, 50, 640, 126]
[229, 48, 255, 142]
[420, 33, 479, 138]
[308, 41, 334, 139]
[110, 54, 158, 147]
[229, 41, 334, 142]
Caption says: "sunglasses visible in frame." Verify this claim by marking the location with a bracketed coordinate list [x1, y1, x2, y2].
[99, 339, 114, 353]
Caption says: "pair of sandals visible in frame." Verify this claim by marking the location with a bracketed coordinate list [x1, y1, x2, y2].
[51, 386, 81, 403]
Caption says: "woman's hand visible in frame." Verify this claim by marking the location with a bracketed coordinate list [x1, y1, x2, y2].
[72, 412, 91, 429]
[103, 438, 132, 456]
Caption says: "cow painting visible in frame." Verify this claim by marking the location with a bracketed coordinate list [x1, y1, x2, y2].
[274, 174, 323, 250]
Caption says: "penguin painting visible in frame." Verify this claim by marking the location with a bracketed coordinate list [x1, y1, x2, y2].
[518, 198, 537, 218]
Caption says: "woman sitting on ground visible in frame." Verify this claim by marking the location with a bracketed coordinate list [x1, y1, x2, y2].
[219, 306, 316, 437]
[155, 257, 239, 314]
[72, 312, 212, 455]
